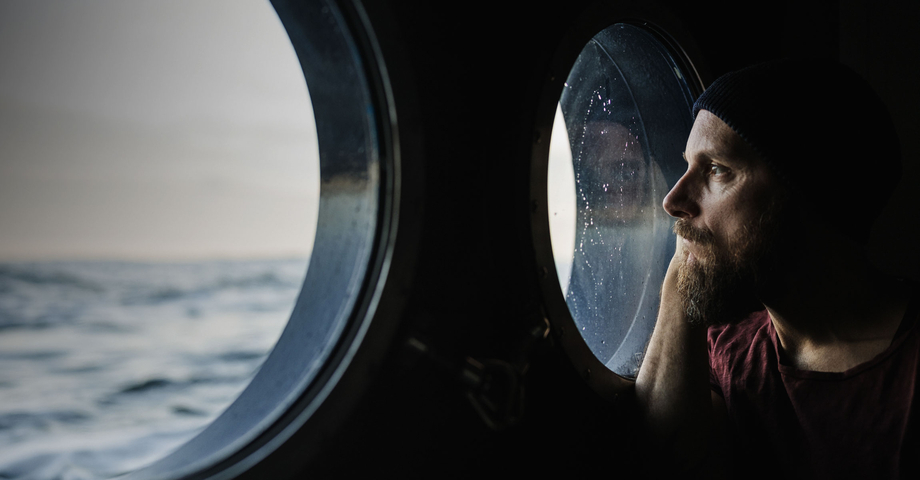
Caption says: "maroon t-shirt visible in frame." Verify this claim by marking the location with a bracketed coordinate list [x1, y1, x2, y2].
[708, 301, 920, 479]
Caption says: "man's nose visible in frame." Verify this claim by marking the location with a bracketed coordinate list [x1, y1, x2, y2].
[662, 173, 699, 219]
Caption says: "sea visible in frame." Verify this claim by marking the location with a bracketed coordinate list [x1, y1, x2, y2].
[0, 258, 309, 480]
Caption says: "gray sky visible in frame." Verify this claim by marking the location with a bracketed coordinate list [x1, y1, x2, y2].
[0, 0, 319, 261]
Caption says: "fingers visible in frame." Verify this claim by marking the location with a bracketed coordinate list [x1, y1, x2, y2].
[663, 236, 688, 298]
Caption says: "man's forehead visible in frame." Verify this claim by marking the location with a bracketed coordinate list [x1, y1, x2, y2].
[685, 110, 761, 163]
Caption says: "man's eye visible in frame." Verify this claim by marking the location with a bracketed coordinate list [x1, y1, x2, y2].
[709, 163, 729, 176]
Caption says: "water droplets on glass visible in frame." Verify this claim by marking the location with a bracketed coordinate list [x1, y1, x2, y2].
[547, 23, 695, 378]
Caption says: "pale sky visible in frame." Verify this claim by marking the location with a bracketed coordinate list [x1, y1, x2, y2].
[0, 0, 319, 261]
[548, 104, 576, 291]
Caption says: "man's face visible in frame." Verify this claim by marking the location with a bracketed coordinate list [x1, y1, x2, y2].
[580, 122, 648, 225]
[662, 110, 788, 325]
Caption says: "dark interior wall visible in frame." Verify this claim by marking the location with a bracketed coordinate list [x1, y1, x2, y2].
[839, 0, 920, 280]
[287, 1, 920, 477]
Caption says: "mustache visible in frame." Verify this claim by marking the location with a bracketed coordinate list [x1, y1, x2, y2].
[673, 219, 714, 246]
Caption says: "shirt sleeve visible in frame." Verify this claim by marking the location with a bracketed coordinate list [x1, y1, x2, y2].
[708, 324, 726, 398]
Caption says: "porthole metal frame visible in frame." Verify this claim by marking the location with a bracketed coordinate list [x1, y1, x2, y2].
[119, 0, 407, 478]
[530, 1, 706, 400]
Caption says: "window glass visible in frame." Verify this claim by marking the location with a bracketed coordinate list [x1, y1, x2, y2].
[122, 0, 385, 475]
[0, 1, 318, 477]
[548, 23, 695, 377]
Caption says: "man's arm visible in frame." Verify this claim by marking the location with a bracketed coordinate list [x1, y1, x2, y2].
[632, 242, 722, 472]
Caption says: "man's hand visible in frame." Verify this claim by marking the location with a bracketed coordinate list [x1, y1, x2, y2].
[633, 236, 718, 473]
[660, 236, 689, 313]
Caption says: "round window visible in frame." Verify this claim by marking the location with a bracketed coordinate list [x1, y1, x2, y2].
[117, 0, 397, 477]
[547, 23, 699, 379]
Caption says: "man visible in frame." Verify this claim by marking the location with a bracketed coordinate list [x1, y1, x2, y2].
[632, 59, 915, 478]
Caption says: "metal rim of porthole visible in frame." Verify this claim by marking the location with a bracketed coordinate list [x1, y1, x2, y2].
[530, 0, 706, 401]
[121, 0, 412, 478]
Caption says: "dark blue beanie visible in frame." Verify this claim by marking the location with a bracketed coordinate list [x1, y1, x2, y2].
[692, 58, 901, 245]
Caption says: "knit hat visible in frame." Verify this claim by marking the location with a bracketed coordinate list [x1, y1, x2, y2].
[692, 58, 901, 245]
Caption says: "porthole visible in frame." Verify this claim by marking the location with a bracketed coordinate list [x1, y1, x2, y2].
[538, 21, 702, 393]
[119, 0, 398, 477]
[0, 0, 398, 478]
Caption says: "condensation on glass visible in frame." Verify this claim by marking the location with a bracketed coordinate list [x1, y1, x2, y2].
[548, 23, 695, 377]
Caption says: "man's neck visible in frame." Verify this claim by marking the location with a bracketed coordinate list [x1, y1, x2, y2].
[761, 233, 910, 373]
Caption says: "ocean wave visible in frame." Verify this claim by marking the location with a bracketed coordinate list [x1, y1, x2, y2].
[0, 258, 304, 479]
[0, 265, 104, 293]
[217, 350, 267, 362]
[118, 270, 303, 306]
[0, 411, 91, 432]
[0, 425, 207, 480]
[106, 373, 256, 402]
[117, 378, 174, 395]
[0, 315, 82, 332]
[0, 259, 308, 331]
[0, 351, 66, 361]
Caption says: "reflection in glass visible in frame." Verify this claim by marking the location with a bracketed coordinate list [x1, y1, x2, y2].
[548, 24, 695, 377]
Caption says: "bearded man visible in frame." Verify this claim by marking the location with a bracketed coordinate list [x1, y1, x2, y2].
[632, 59, 915, 479]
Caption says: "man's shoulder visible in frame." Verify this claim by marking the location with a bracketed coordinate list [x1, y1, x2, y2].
[708, 309, 771, 339]
[707, 309, 773, 358]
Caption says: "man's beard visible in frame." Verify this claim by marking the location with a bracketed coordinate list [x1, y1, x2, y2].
[673, 198, 789, 327]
